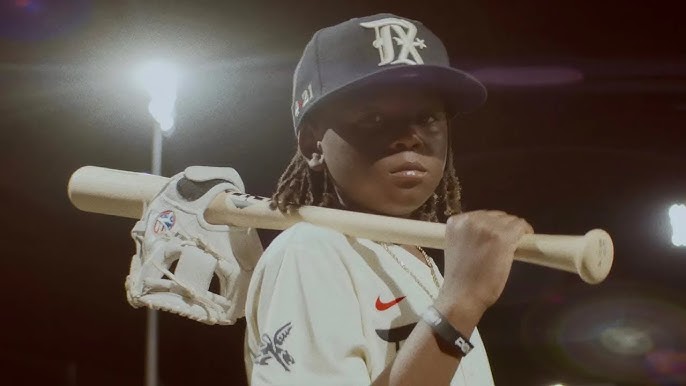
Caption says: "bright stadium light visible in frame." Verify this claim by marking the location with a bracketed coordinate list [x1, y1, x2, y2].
[669, 204, 686, 247]
[135, 60, 178, 132]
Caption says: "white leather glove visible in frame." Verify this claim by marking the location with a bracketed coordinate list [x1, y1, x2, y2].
[127, 166, 263, 325]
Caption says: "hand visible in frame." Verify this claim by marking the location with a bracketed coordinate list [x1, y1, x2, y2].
[436, 210, 534, 318]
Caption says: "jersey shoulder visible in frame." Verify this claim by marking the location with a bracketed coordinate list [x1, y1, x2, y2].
[256, 222, 351, 271]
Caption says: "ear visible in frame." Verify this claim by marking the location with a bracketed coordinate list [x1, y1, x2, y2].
[297, 120, 323, 159]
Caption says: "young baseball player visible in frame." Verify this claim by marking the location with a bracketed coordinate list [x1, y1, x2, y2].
[244, 13, 533, 385]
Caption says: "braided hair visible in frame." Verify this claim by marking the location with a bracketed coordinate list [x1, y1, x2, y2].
[269, 138, 462, 223]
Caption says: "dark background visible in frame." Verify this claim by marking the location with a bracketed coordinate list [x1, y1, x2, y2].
[1, 1, 685, 385]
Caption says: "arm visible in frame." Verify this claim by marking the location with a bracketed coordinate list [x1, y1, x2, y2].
[372, 296, 484, 385]
[373, 211, 533, 386]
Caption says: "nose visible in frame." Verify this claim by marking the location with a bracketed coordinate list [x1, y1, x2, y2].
[389, 125, 423, 152]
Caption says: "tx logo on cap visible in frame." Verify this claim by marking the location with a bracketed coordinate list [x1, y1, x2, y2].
[360, 17, 427, 66]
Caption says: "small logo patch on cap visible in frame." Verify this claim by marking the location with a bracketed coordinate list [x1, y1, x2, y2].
[293, 84, 314, 117]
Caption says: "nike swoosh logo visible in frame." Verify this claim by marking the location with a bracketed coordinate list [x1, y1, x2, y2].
[375, 296, 406, 311]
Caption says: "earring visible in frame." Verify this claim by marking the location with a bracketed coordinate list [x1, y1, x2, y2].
[307, 141, 325, 171]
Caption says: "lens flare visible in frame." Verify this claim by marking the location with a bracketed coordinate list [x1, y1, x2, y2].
[469, 66, 584, 87]
[520, 284, 686, 385]
[553, 294, 686, 384]
[1, 0, 89, 40]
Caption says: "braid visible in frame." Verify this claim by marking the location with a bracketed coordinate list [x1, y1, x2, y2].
[442, 145, 462, 219]
[301, 162, 313, 205]
[321, 167, 337, 207]
[270, 146, 462, 223]
[439, 117, 462, 220]
[270, 151, 340, 212]
[269, 153, 309, 212]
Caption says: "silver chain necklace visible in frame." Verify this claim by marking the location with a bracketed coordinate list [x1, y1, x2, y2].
[380, 243, 440, 300]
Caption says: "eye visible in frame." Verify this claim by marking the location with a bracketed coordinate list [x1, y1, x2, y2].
[355, 112, 385, 129]
[414, 111, 446, 126]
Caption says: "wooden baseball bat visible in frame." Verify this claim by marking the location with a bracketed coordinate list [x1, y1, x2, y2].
[68, 166, 614, 284]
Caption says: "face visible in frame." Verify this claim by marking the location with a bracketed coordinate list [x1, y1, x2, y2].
[300, 86, 449, 217]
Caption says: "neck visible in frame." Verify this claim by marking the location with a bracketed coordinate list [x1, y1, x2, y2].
[333, 186, 416, 220]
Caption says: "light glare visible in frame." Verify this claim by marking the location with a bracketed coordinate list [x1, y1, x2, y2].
[135, 61, 178, 132]
[669, 204, 686, 247]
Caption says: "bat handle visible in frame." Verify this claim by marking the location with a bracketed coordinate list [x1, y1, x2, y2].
[515, 229, 614, 284]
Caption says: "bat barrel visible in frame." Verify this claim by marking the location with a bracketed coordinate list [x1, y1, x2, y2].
[577, 229, 614, 284]
[515, 229, 613, 284]
[68, 166, 169, 219]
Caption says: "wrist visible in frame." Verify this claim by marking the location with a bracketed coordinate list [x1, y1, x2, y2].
[433, 291, 485, 334]
[422, 306, 475, 357]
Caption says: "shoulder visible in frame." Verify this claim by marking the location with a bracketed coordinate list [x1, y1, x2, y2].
[256, 222, 353, 273]
[246, 222, 361, 309]
[263, 222, 349, 260]
[273, 222, 347, 246]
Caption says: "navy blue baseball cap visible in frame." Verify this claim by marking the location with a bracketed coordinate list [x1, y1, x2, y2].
[291, 13, 487, 133]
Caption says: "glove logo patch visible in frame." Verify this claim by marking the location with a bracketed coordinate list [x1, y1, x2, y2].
[153, 210, 176, 234]
[251, 322, 295, 372]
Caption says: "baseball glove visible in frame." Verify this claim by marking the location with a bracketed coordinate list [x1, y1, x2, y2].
[127, 166, 262, 325]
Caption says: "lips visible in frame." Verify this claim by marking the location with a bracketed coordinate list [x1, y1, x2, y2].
[388, 160, 428, 188]
[389, 161, 427, 174]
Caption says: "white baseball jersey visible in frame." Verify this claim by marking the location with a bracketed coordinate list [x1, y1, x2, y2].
[244, 222, 494, 385]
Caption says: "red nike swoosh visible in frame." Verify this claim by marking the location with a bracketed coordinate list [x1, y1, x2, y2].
[375, 296, 406, 311]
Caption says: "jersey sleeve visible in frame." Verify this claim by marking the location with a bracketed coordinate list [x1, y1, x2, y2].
[246, 239, 370, 385]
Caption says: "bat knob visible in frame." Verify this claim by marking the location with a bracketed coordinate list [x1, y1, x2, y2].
[578, 229, 614, 284]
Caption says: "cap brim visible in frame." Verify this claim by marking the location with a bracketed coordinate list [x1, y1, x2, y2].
[312, 65, 487, 119]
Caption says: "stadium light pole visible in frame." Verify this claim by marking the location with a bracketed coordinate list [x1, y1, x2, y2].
[135, 60, 179, 386]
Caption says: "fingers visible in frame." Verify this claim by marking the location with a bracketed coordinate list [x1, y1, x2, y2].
[453, 210, 534, 237]
[470, 209, 508, 218]
[442, 210, 533, 311]
[505, 216, 534, 235]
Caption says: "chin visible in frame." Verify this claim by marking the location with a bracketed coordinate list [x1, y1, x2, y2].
[381, 176, 440, 217]
[377, 197, 430, 218]
[343, 181, 436, 218]
[383, 207, 423, 219]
